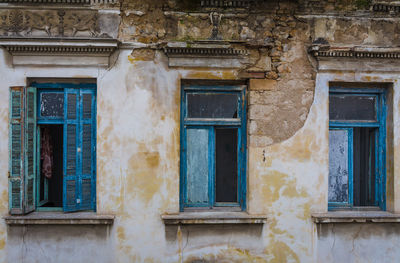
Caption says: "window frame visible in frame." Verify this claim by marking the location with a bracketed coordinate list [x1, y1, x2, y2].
[329, 86, 387, 211]
[9, 82, 97, 214]
[180, 84, 247, 211]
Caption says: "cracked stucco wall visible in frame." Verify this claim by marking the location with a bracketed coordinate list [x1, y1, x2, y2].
[2, 0, 400, 262]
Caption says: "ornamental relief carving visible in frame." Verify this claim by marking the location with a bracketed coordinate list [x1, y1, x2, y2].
[0, 9, 103, 38]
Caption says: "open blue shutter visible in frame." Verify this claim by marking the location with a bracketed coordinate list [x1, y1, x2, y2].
[79, 88, 96, 211]
[9, 87, 24, 214]
[24, 87, 36, 213]
[63, 87, 96, 212]
[9, 86, 36, 214]
[63, 89, 79, 212]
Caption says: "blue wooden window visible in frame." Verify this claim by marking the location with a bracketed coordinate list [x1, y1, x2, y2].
[180, 84, 247, 211]
[9, 83, 96, 214]
[8, 86, 36, 214]
[329, 87, 386, 210]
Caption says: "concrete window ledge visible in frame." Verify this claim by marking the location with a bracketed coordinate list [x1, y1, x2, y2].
[4, 212, 115, 225]
[161, 212, 267, 225]
[312, 211, 400, 224]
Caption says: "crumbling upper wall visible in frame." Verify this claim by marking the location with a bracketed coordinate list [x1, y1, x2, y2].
[117, 0, 400, 145]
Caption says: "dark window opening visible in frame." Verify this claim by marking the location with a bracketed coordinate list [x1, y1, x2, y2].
[329, 94, 376, 121]
[187, 93, 238, 118]
[353, 127, 376, 206]
[181, 85, 246, 211]
[215, 128, 238, 203]
[328, 87, 386, 211]
[39, 125, 63, 207]
[40, 93, 64, 118]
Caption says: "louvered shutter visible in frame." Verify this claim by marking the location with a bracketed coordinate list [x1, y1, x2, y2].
[63, 89, 79, 212]
[24, 87, 36, 213]
[79, 89, 96, 211]
[9, 87, 24, 214]
[9, 86, 37, 214]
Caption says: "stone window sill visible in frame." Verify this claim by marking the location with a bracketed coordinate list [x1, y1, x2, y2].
[4, 212, 114, 225]
[161, 212, 267, 225]
[312, 211, 400, 223]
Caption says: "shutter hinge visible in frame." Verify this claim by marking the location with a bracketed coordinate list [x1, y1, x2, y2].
[7, 172, 10, 178]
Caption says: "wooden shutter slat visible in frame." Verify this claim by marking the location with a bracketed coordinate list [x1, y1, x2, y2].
[63, 87, 96, 212]
[11, 123, 22, 177]
[82, 93, 92, 119]
[66, 124, 77, 175]
[24, 87, 36, 213]
[10, 178, 21, 210]
[9, 87, 24, 214]
[63, 89, 79, 212]
[67, 93, 77, 119]
[80, 178, 92, 210]
[79, 89, 96, 211]
[82, 124, 91, 175]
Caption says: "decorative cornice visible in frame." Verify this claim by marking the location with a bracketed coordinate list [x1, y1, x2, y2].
[164, 47, 248, 57]
[0, 38, 119, 66]
[310, 45, 400, 59]
[164, 41, 249, 68]
[5, 45, 115, 54]
[372, 2, 400, 12]
[0, 37, 118, 55]
[200, 0, 256, 8]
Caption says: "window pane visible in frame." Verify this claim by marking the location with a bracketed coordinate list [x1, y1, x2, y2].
[40, 93, 64, 117]
[187, 93, 238, 118]
[329, 129, 349, 203]
[329, 94, 376, 121]
[216, 128, 238, 203]
[353, 128, 376, 206]
[186, 129, 209, 205]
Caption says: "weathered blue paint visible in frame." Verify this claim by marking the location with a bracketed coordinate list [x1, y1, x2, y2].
[328, 128, 353, 210]
[31, 82, 96, 212]
[329, 87, 386, 210]
[186, 128, 209, 206]
[24, 87, 37, 213]
[8, 86, 24, 214]
[180, 84, 247, 211]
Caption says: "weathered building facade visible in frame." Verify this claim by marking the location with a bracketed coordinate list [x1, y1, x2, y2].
[1, 0, 400, 262]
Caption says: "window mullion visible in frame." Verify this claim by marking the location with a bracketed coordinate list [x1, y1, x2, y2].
[348, 128, 354, 208]
[209, 127, 215, 208]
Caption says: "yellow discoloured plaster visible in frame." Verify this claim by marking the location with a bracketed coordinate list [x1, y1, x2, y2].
[185, 70, 237, 80]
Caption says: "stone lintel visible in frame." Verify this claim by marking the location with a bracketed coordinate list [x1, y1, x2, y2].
[312, 212, 400, 223]
[311, 45, 400, 60]
[5, 212, 115, 225]
[0, 38, 119, 67]
[162, 212, 267, 225]
[164, 41, 248, 69]
[373, 2, 400, 13]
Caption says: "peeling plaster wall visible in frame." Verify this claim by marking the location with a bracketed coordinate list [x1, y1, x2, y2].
[2, 1, 400, 263]
[317, 223, 400, 263]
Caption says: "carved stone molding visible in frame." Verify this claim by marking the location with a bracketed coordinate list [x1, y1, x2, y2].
[310, 45, 400, 59]
[372, 1, 400, 12]
[200, 0, 257, 8]
[0, 38, 119, 66]
[165, 47, 248, 57]
[5, 44, 115, 55]
[0, 9, 119, 38]
[310, 44, 400, 72]
[164, 41, 249, 68]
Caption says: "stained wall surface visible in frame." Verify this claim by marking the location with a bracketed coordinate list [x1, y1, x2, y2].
[1, 0, 400, 262]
